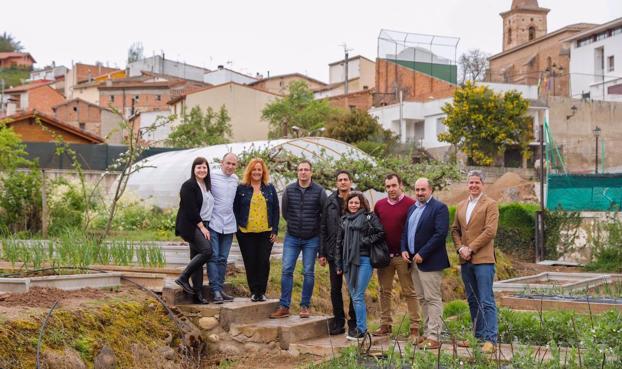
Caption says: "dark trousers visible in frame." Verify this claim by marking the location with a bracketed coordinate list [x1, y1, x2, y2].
[329, 260, 356, 329]
[182, 224, 213, 294]
[237, 231, 273, 296]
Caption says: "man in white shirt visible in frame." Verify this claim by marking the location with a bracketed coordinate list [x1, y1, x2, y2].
[208, 152, 239, 303]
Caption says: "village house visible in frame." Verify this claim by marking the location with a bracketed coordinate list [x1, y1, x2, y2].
[127, 55, 209, 83]
[0, 52, 36, 70]
[168, 82, 280, 142]
[249, 73, 327, 95]
[4, 110, 104, 144]
[3, 80, 65, 116]
[565, 17, 622, 101]
[314, 55, 376, 99]
[203, 65, 257, 85]
[51, 98, 124, 144]
[64, 63, 121, 99]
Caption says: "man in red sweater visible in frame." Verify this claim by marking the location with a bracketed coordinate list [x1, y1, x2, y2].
[373, 174, 421, 340]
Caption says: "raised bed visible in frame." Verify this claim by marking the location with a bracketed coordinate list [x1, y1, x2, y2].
[0, 272, 122, 293]
[499, 294, 622, 313]
[493, 272, 621, 293]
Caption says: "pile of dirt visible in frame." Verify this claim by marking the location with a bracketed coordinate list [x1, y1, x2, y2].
[0, 287, 106, 308]
[443, 172, 537, 205]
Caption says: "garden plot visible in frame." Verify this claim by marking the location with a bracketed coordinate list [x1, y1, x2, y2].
[492, 271, 620, 293]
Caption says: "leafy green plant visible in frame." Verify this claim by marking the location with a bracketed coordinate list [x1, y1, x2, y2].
[586, 214, 622, 272]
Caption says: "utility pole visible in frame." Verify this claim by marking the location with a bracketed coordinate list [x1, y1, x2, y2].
[339, 43, 353, 96]
[0, 79, 5, 115]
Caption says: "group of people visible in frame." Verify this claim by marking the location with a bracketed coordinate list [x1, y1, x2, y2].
[174, 154, 500, 352]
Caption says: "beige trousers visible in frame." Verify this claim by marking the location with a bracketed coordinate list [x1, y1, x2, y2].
[377, 256, 421, 329]
[411, 266, 443, 341]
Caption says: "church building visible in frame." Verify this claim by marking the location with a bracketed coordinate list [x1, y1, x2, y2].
[488, 0, 595, 97]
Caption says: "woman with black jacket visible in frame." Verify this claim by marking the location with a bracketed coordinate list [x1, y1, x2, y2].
[336, 191, 385, 341]
[233, 158, 280, 302]
[174, 157, 214, 304]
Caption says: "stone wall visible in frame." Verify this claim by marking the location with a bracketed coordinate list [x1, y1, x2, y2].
[547, 96, 622, 172]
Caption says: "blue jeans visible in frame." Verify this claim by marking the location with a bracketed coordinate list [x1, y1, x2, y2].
[207, 229, 234, 293]
[279, 234, 319, 308]
[345, 256, 373, 333]
[461, 263, 498, 343]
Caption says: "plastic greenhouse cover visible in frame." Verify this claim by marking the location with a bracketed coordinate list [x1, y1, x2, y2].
[124, 137, 372, 209]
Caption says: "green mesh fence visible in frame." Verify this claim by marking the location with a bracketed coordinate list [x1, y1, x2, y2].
[547, 173, 622, 211]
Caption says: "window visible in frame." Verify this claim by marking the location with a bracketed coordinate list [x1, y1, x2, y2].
[156, 95, 161, 101]
[79, 123, 85, 130]
[507, 28, 513, 45]
[528, 26, 536, 41]
[608, 55, 615, 72]
[109, 95, 115, 102]
[436, 117, 447, 135]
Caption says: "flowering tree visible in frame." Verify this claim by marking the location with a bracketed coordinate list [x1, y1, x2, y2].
[438, 82, 532, 166]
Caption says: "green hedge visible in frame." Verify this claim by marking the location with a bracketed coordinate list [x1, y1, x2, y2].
[448, 202, 539, 261]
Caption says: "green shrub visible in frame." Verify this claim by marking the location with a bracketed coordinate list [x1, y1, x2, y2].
[586, 216, 622, 272]
[496, 203, 538, 261]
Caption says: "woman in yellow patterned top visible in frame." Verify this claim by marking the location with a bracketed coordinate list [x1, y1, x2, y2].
[233, 158, 280, 302]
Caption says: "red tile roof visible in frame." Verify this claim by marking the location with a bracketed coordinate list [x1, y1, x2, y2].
[4, 110, 105, 143]
[0, 52, 36, 63]
[4, 80, 54, 93]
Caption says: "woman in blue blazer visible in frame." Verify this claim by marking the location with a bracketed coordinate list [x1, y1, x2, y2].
[233, 158, 279, 302]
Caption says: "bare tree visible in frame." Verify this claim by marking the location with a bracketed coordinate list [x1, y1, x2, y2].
[458, 49, 490, 85]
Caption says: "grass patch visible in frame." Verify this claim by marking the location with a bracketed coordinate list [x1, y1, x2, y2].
[0, 68, 30, 87]
[0, 295, 178, 368]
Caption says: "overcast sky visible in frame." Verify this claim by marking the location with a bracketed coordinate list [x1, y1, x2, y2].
[5, 0, 621, 82]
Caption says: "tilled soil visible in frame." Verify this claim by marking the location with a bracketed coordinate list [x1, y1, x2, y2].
[0, 286, 108, 308]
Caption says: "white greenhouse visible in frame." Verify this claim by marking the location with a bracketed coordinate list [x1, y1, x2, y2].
[125, 137, 372, 209]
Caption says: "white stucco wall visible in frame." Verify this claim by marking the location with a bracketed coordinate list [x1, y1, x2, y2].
[569, 31, 622, 101]
[128, 56, 207, 83]
[203, 69, 257, 85]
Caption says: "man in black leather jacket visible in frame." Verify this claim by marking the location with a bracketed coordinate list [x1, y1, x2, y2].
[319, 170, 356, 336]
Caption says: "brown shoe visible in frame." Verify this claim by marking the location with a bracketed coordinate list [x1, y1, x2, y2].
[372, 324, 392, 336]
[269, 306, 290, 319]
[481, 341, 496, 353]
[299, 306, 310, 318]
[418, 338, 441, 350]
[456, 339, 471, 348]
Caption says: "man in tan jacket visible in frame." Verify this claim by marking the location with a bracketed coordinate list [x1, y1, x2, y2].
[451, 170, 499, 353]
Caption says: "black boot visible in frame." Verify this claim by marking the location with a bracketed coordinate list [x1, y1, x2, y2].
[175, 277, 195, 295]
[177, 252, 209, 295]
[193, 292, 209, 304]
[212, 291, 224, 304]
[220, 291, 234, 302]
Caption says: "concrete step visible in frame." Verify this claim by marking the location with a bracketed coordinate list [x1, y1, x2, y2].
[162, 280, 238, 306]
[229, 315, 333, 350]
[289, 334, 391, 356]
[177, 299, 280, 330]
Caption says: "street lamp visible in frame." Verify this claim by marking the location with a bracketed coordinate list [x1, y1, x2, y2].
[593, 126, 601, 174]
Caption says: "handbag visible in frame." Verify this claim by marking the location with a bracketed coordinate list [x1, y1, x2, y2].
[366, 214, 390, 268]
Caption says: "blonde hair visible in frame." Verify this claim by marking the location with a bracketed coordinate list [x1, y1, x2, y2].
[241, 158, 270, 186]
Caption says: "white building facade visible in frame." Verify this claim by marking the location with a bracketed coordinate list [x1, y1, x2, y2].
[128, 55, 208, 83]
[369, 82, 546, 158]
[566, 17, 622, 102]
[203, 67, 257, 85]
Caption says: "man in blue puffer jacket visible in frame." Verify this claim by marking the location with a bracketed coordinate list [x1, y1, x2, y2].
[270, 160, 327, 319]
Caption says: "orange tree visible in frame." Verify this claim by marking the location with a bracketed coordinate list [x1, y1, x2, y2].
[438, 82, 532, 166]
